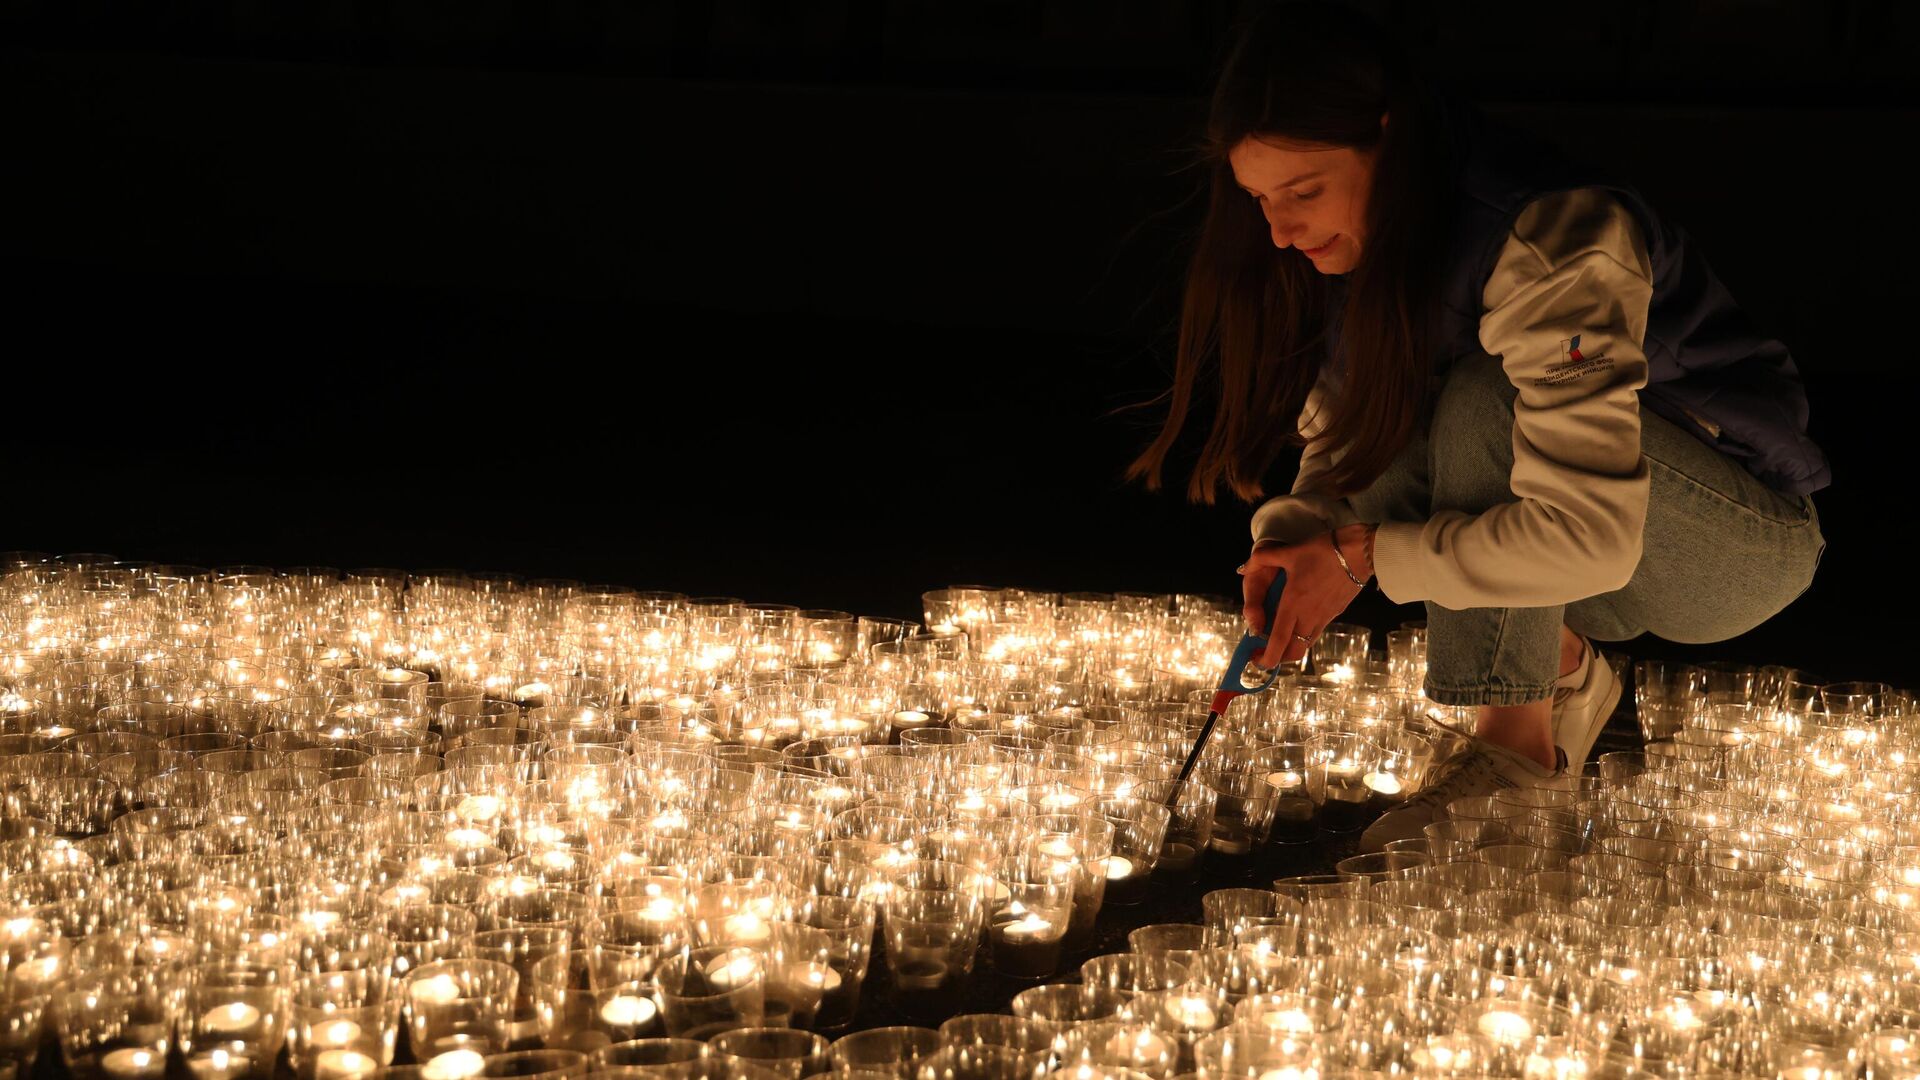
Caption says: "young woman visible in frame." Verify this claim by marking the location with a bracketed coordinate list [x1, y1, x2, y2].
[1128, 4, 1828, 851]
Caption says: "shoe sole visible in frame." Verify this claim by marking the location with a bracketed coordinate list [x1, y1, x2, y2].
[1562, 654, 1621, 770]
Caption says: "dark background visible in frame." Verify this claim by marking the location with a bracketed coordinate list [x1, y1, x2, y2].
[6, 1, 1916, 686]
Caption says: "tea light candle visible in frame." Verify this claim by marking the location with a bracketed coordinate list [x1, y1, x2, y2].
[1326, 761, 1364, 784]
[101, 1048, 164, 1080]
[721, 912, 771, 945]
[1039, 790, 1083, 812]
[412, 974, 462, 1006]
[1364, 771, 1404, 796]
[999, 910, 1056, 944]
[891, 955, 949, 990]
[599, 993, 657, 1028]
[201, 1002, 261, 1034]
[316, 1020, 363, 1046]
[1165, 993, 1219, 1029]
[1103, 1028, 1170, 1068]
[454, 795, 500, 822]
[314, 1050, 379, 1080]
[1266, 770, 1304, 791]
[1105, 855, 1136, 880]
[639, 896, 681, 924]
[421, 1049, 487, 1080]
[798, 962, 843, 995]
[893, 710, 931, 730]
[704, 953, 761, 991]
[1261, 1008, 1315, 1035]
[812, 785, 856, 812]
[1156, 842, 1198, 873]
[1657, 1000, 1703, 1032]
[1477, 1009, 1534, 1044]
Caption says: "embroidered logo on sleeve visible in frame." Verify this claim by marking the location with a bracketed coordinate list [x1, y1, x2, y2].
[1535, 334, 1613, 386]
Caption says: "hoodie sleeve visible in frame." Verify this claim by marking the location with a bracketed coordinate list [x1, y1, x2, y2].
[1368, 187, 1655, 608]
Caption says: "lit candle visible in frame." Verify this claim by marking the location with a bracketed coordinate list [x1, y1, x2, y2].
[201, 1003, 261, 1034]
[1364, 771, 1404, 796]
[893, 710, 931, 729]
[1165, 993, 1219, 1029]
[639, 896, 681, 924]
[1103, 1029, 1170, 1069]
[999, 911, 1055, 944]
[598, 994, 657, 1028]
[1039, 790, 1083, 811]
[1658, 1001, 1702, 1032]
[1261, 1008, 1315, 1035]
[1265, 770, 1304, 791]
[798, 962, 843, 995]
[812, 785, 855, 812]
[421, 1049, 486, 1080]
[1036, 838, 1076, 859]
[1104, 855, 1136, 880]
[314, 1050, 378, 1080]
[704, 953, 761, 991]
[772, 811, 813, 832]
[454, 795, 500, 822]
[316, 1020, 362, 1046]
[411, 974, 462, 1006]
[720, 912, 771, 945]
[445, 827, 491, 848]
[100, 1048, 164, 1080]
[1477, 1009, 1534, 1045]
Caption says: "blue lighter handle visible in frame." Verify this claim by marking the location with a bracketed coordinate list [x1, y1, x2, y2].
[1217, 569, 1288, 697]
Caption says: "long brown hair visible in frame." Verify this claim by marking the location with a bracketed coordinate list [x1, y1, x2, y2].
[1128, 2, 1451, 503]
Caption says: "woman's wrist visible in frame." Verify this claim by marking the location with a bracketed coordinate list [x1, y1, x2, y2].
[1333, 523, 1376, 582]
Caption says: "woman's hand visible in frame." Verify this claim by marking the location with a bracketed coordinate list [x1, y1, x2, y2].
[1238, 523, 1376, 668]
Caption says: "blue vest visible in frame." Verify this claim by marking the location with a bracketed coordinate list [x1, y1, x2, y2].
[1429, 103, 1830, 496]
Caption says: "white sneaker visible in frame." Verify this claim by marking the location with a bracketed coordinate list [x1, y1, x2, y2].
[1358, 737, 1560, 854]
[1551, 635, 1621, 771]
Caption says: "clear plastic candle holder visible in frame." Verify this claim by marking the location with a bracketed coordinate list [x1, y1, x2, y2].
[1204, 773, 1282, 871]
[587, 1037, 709, 1077]
[288, 968, 397, 1080]
[830, 1026, 942, 1080]
[405, 958, 518, 1064]
[1126, 780, 1215, 884]
[708, 1028, 831, 1080]
[529, 952, 660, 1055]
[652, 946, 765, 1041]
[880, 862, 991, 1021]
[54, 970, 175, 1080]
[470, 928, 574, 1050]
[478, 1049, 589, 1080]
[179, 959, 295, 1080]
[1089, 797, 1170, 905]
[1305, 730, 1377, 836]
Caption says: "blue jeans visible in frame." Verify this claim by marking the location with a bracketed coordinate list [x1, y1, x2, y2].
[1345, 352, 1827, 707]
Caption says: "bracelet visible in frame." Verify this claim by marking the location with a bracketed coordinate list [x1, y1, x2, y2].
[1329, 529, 1368, 588]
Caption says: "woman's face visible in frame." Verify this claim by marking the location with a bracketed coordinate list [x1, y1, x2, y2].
[1228, 134, 1377, 275]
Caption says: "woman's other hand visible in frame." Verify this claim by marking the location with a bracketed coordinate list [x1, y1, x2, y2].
[1239, 524, 1375, 667]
